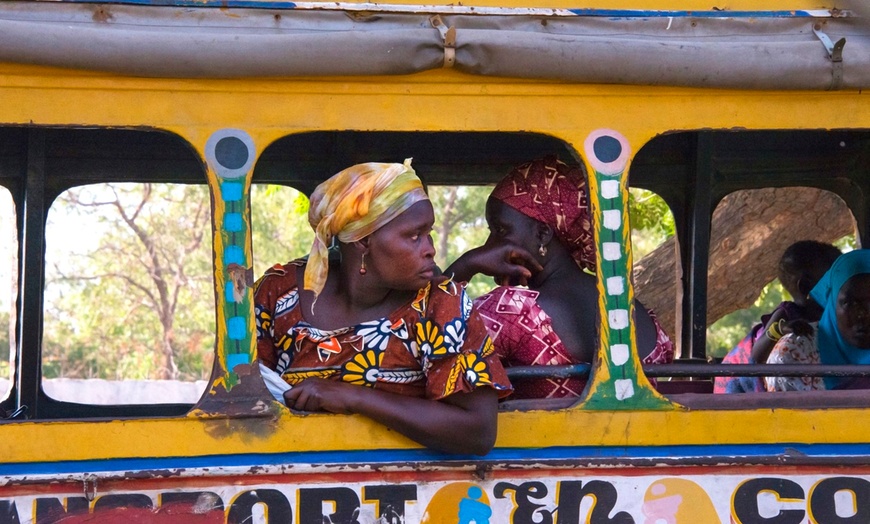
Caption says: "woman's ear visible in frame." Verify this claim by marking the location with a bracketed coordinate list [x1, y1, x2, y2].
[536, 223, 554, 247]
[797, 276, 815, 299]
[354, 237, 371, 253]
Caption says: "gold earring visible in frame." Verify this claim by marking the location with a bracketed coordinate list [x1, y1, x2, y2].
[359, 252, 367, 275]
[539, 244, 547, 257]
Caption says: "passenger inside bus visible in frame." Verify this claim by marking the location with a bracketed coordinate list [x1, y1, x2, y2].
[766, 249, 870, 391]
[254, 160, 511, 455]
[445, 156, 674, 399]
[714, 241, 841, 394]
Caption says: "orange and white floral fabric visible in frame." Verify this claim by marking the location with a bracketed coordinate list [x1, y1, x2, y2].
[255, 261, 512, 400]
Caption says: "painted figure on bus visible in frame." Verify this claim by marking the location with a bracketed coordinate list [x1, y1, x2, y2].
[766, 249, 870, 391]
[714, 240, 840, 394]
[254, 159, 511, 455]
[445, 156, 674, 399]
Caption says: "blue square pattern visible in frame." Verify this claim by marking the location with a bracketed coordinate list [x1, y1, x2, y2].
[226, 353, 250, 371]
[221, 182, 244, 202]
[224, 213, 244, 232]
[224, 246, 245, 266]
[227, 316, 247, 340]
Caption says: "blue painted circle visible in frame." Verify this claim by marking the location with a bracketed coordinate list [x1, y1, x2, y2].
[467, 486, 483, 498]
[214, 136, 249, 170]
[593, 135, 622, 163]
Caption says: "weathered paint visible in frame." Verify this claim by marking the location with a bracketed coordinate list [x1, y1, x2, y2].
[204, 129, 258, 391]
[47, 0, 847, 18]
[579, 129, 674, 410]
[3, 466, 870, 523]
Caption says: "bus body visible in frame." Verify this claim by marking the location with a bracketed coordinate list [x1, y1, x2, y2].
[0, 0, 869, 522]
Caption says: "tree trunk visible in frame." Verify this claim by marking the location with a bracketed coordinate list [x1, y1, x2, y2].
[633, 187, 856, 341]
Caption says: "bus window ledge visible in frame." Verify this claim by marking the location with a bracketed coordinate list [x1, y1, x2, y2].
[669, 389, 870, 410]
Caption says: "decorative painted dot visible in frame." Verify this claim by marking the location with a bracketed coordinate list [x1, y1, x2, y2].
[615, 378, 635, 400]
[224, 212, 243, 232]
[224, 245, 245, 266]
[602, 242, 621, 261]
[601, 180, 620, 199]
[611, 344, 629, 366]
[227, 316, 247, 340]
[226, 353, 249, 372]
[221, 182, 244, 202]
[214, 136, 249, 170]
[608, 309, 629, 330]
[593, 135, 622, 163]
[603, 209, 621, 230]
[606, 276, 625, 296]
[205, 129, 255, 180]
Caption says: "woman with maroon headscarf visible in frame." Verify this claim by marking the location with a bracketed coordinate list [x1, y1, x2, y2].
[445, 156, 674, 399]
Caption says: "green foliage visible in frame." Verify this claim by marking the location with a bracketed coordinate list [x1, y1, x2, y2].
[0, 311, 9, 384]
[835, 234, 858, 252]
[628, 188, 675, 260]
[250, 185, 314, 277]
[428, 185, 493, 298]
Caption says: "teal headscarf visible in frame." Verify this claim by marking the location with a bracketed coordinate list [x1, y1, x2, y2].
[809, 249, 870, 388]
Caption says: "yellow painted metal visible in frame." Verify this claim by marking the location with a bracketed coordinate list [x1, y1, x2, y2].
[0, 405, 868, 464]
[0, 66, 865, 141]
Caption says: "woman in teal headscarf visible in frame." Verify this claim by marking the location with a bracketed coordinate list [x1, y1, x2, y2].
[766, 249, 870, 391]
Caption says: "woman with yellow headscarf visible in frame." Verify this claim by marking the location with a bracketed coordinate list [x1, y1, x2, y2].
[254, 160, 511, 455]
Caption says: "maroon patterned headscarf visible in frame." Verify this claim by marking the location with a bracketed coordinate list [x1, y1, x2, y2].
[490, 155, 595, 272]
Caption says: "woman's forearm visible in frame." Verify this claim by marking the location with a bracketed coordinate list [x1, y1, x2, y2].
[346, 386, 499, 455]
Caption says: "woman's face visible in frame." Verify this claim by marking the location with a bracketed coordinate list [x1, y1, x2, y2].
[836, 273, 870, 348]
[366, 200, 437, 291]
[485, 198, 539, 255]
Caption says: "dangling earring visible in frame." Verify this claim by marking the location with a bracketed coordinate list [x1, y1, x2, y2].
[359, 252, 367, 275]
[538, 243, 547, 257]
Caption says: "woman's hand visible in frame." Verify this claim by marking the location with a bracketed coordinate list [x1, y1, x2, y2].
[783, 319, 814, 338]
[444, 241, 542, 285]
[283, 378, 357, 414]
[283, 378, 499, 455]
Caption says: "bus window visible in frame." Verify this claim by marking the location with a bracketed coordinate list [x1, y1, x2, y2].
[706, 187, 856, 360]
[42, 183, 214, 405]
[429, 185, 493, 298]
[0, 187, 15, 402]
[630, 188, 678, 352]
[250, 184, 314, 278]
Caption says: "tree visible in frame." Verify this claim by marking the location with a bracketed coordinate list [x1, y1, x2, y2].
[428, 185, 494, 296]
[44, 183, 214, 381]
[250, 185, 313, 277]
[632, 187, 855, 340]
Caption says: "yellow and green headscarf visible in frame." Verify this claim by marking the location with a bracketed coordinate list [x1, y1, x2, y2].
[305, 158, 428, 300]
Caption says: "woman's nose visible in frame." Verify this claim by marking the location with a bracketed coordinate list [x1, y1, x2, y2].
[423, 234, 435, 258]
[854, 303, 870, 320]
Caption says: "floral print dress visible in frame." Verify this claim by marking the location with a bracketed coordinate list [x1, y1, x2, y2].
[255, 261, 512, 401]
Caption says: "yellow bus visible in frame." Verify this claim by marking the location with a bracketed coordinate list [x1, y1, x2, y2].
[0, 0, 869, 522]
